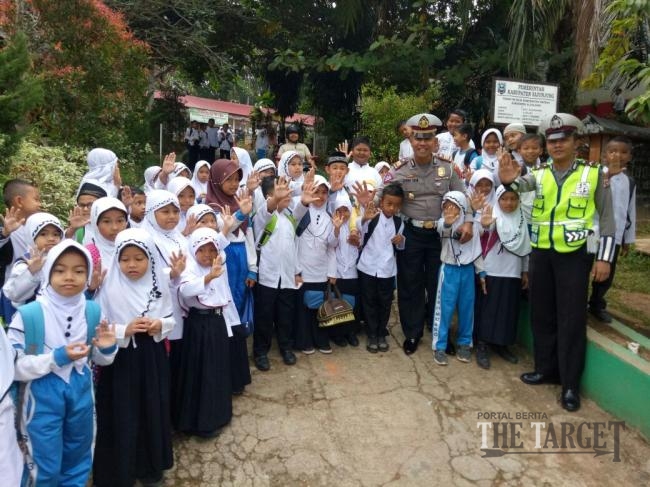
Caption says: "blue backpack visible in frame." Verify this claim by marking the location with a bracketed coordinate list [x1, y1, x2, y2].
[17, 300, 101, 355]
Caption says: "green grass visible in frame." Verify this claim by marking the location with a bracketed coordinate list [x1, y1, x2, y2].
[609, 249, 650, 329]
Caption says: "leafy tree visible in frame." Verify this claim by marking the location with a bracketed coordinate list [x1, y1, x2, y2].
[581, 0, 650, 123]
[0, 32, 43, 165]
[360, 84, 437, 163]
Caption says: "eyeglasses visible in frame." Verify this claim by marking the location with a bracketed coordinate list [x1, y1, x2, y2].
[77, 203, 93, 209]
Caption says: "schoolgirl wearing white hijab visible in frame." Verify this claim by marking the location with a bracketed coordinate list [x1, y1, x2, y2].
[432, 191, 484, 366]
[471, 128, 503, 173]
[277, 150, 305, 210]
[167, 176, 196, 235]
[251, 158, 276, 212]
[8, 240, 117, 486]
[231, 147, 253, 187]
[84, 197, 128, 272]
[81, 148, 121, 197]
[143, 166, 162, 194]
[3, 212, 63, 307]
[94, 228, 174, 487]
[186, 203, 219, 232]
[173, 228, 239, 437]
[474, 185, 530, 369]
[191, 160, 211, 203]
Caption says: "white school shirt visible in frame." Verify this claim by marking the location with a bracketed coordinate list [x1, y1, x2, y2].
[218, 214, 258, 276]
[8, 309, 116, 383]
[436, 132, 475, 160]
[610, 172, 636, 245]
[345, 161, 383, 191]
[2, 260, 42, 307]
[333, 223, 359, 279]
[295, 204, 338, 282]
[206, 126, 220, 147]
[357, 213, 405, 278]
[253, 203, 307, 289]
[199, 129, 210, 149]
[480, 227, 529, 278]
[178, 269, 241, 337]
[399, 139, 414, 160]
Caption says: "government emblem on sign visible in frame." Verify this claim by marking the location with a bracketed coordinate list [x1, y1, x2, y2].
[497, 82, 506, 95]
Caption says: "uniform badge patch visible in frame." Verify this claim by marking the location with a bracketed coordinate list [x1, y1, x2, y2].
[437, 167, 446, 177]
[574, 182, 590, 197]
[408, 192, 415, 200]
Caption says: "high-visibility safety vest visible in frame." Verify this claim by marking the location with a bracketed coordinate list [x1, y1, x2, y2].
[530, 161, 599, 252]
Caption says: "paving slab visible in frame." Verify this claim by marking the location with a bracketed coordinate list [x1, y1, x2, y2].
[165, 310, 650, 486]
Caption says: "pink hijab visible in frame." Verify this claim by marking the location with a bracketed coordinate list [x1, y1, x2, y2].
[206, 158, 247, 231]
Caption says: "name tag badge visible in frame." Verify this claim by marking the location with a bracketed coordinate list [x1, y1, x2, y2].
[574, 182, 590, 197]
[535, 183, 543, 198]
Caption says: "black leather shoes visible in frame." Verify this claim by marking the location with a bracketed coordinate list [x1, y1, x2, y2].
[520, 371, 560, 385]
[280, 349, 296, 366]
[254, 355, 270, 371]
[476, 343, 490, 369]
[561, 388, 581, 412]
[403, 338, 419, 355]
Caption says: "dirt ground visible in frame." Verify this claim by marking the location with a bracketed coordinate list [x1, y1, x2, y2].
[165, 312, 650, 486]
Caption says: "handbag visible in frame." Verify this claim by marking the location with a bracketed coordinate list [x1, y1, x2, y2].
[241, 287, 254, 337]
[317, 284, 355, 328]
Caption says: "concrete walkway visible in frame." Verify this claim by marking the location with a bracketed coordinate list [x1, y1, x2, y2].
[165, 309, 650, 486]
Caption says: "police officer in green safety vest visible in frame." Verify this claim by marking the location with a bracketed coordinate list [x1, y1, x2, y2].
[499, 113, 615, 413]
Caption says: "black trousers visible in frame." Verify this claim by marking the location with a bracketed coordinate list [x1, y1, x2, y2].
[253, 283, 296, 357]
[219, 149, 231, 159]
[589, 245, 620, 311]
[529, 247, 592, 390]
[186, 144, 200, 172]
[396, 224, 441, 340]
[358, 271, 394, 338]
[295, 282, 330, 351]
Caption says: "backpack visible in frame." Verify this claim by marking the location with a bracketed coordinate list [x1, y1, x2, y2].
[359, 214, 402, 259]
[256, 212, 297, 251]
[452, 148, 479, 167]
[18, 300, 101, 355]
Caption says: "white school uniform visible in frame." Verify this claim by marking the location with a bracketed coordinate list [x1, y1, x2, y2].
[295, 204, 337, 282]
[254, 203, 306, 289]
[357, 213, 405, 278]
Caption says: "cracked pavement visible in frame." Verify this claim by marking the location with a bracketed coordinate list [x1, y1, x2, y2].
[165, 308, 650, 486]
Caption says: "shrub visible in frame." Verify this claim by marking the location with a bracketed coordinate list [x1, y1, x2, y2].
[4, 141, 86, 221]
[360, 84, 439, 163]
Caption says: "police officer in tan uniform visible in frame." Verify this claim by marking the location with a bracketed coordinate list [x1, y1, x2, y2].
[385, 113, 473, 355]
[499, 113, 615, 412]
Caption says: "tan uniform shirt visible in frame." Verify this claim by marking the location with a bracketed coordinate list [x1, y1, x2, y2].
[384, 157, 466, 221]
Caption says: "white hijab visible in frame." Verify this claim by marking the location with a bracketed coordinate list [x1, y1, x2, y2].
[186, 204, 217, 228]
[38, 240, 93, 382]
[82, 148, 119, 197]
[97, 228, 174, 347]
[495, 185, 531, 257]
[85, 197, 127, 268]
[142, 190, 187, 265]
[441, 191, 482, 265]
[167, 176, 195, 232]
[144, 166, 161, 194]
[480, 129, 503, 171]
[469, 169, 497, 207]
[231, 147, 253, 186]
[182, 228, 230, 308]
[25, 212, 63, 251]
[171, 162, 191, 180]
[278, 150, 304, 183]
[191, 160, 210, 202]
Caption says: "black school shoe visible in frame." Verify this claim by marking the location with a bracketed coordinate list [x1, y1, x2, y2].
[377, 336, 389, 352]
[346, 333, 360, 347]
[254, 355, 270, 371]
[280, 349, 297, 366]
[589, 307, 613, 323]
[495, 345, 518, 364]
[476, 342, 490, 369]
[332, 336, 348, 347]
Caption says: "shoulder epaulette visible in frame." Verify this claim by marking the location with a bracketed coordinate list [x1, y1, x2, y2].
[393, 159, 407, 170]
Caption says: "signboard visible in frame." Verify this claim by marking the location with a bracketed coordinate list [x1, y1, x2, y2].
[187, 108, 229, 125]
[491, 78, 559, 127]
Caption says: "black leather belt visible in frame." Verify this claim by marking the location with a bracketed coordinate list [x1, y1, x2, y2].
[190, 307, 223, 315]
